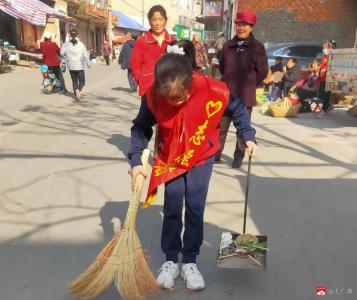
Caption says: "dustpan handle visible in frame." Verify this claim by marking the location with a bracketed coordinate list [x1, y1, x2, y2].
[243, 156, 252, 234]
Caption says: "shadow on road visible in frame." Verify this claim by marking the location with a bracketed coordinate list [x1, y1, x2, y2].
[107, 133, 131, 159]
[1, 200, 257, 300]
[112, 86, 136, 93]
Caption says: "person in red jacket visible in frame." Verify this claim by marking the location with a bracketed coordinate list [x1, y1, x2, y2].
[317, 41, 333, 118]
[129, 54, 257, 291]
[40, 32, 66, 92]
[130, 5, 175, 96]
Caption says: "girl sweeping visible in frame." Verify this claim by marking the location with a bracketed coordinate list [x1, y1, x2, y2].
[129, 53, 257, 291]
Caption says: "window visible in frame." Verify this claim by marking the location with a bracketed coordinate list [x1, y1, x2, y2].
[274, 47, 291, 57]
[305, 46, 323, 58]
[285, 46, 307, 57]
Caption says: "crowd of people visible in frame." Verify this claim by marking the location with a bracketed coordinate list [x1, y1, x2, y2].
[37, 4, 335, 293]
[264, 41, 335, 118]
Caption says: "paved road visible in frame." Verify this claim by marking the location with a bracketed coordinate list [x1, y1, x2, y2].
[1, 64, 357, 300]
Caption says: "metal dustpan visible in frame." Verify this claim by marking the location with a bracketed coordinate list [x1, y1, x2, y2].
[217, 156, 268, 270]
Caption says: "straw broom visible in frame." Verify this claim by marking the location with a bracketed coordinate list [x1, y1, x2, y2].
[69, 149, 160, 300]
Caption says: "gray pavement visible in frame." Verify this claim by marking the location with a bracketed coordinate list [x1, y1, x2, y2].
[0, 63, 357, 300]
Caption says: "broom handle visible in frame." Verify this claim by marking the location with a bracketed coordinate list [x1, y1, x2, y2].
[242, 156, 252, 234]
[123, 149, 150, 229]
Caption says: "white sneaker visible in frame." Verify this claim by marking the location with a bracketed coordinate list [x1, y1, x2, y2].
[157, 261, 179, 289]
[181, 263, 206, 290]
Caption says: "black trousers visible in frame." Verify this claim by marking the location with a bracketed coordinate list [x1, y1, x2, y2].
[104, 55, 110, 66]
[216, 104, 252, 164]
[69, 70, 85, 93]
[162, 157, 214, 264]
[48, 66, 66, 91]
[296, 88, 316, 112]
[318, 81, 331, 111]
[127, 69, 137, 90]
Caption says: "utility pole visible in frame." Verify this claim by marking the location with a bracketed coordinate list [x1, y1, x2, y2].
[107, 0, 113, 56]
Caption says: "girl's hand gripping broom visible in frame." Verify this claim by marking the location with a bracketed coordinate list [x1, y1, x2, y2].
[69, 149, 160, 300]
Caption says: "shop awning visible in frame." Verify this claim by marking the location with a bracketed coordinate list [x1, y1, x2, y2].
[112, 10, 145, 31]
[0, 0, 78, 26]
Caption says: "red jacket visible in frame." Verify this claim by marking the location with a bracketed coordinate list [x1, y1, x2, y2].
[319, 54, 330, 82]
[130, 30, 175, 96]
[40, 40, 61, 67]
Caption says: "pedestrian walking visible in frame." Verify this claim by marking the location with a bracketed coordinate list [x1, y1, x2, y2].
[40, 32, 67, 92]
[130, 5, 175, 97]
[102, 39, 112, 66]
[192, 32, 209, 71]
[129, 53, 257, 291]
[118, 32, 138, 92]
[317, 41, 333, 118]
[60, 29, 91, 101]
[113, 43, 120, 61]
[212, 32, 225, 61]
[216, 10, 268, 168]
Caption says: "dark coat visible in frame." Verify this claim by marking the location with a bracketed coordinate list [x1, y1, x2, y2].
[271, 62, 284, 73]
[282, 64, 301, 95]
[219, 34, 268, 107]
[119, 39, 135, 70]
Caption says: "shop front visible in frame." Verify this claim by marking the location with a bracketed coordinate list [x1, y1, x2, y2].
[174, 24, 204, 41]
[0, 0, 77, 51]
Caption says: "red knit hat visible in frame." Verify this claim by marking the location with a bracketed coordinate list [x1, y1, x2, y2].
[235, 11, 257, 25]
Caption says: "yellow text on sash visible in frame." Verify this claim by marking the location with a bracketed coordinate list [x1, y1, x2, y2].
[189, 120, 209, 146]
[175, 150, 195, 167]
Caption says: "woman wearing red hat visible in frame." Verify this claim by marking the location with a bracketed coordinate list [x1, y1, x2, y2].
[215, 10, 268, 168]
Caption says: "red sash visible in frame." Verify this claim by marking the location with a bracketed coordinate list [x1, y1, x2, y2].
[144, 74, 229, 207]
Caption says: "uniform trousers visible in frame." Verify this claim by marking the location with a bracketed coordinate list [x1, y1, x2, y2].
[162, 157, 214, 264]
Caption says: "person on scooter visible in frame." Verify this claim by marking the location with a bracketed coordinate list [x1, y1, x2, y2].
[40, 32, 67, 92]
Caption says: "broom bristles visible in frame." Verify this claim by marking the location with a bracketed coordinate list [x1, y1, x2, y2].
[115, 230, 161, 300]
[68, 149, 160, 300]
[68, 234, 120, 299]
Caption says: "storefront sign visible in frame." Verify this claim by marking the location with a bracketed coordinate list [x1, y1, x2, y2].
[203, 0, 222, 17]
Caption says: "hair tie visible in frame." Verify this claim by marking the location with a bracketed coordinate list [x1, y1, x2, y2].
[167, 45, 185, 55]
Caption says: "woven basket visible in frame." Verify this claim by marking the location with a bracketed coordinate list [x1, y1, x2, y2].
[270, 99, 302, 118]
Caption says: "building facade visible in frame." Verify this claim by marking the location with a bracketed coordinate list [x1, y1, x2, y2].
[0, 0, 75, 50]
[66, 0, 117, 54]
[235, 0, 357, 48]
[112, 0, 203, 37]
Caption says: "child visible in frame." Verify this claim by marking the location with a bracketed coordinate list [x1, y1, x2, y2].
[129, 54, 257, 291]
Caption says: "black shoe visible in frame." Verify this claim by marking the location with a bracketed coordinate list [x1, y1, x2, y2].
[214, 159, 221, 164]
[232, 161, 242, 169]
[214, 156, 221, 164]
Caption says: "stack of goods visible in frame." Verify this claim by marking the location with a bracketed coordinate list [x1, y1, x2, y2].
[256, 88, 271, 115]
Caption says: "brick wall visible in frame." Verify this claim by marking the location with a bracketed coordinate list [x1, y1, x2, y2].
[237, 0, 357, 48]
